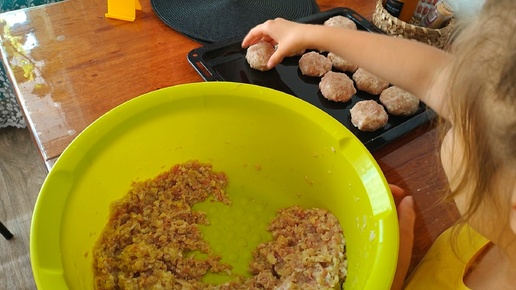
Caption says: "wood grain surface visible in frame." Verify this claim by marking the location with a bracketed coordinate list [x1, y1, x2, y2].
[0, 128, 46, 289]
[0, 0, 460, 286]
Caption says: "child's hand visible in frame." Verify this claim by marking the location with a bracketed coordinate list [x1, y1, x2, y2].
[242, 18, 310, 69]
[389, 184, 416, 290]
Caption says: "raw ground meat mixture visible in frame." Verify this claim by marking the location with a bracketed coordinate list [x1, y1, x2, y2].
[248, 206, 348, 289]
[246, 42, 275, 72]
[93, 160, 347, 290]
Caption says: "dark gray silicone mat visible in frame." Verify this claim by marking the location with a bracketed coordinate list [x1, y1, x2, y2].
[151, 0, 320, 44]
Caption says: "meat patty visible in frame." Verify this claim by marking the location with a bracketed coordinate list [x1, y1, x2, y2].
[350, 100, 388, 131]
[319, 71, 356, 102]
[379, 86, 420, 116]
[352, 68, 390, 95]
[299, 51, 332, 77]
[274, 44, 306, 57]
[246, 41, 275, 71]
[327, 52, 359, 73]
[324, 15, 357, 30]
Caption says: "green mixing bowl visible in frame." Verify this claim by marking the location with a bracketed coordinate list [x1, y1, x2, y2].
[31, 82, 398, 289]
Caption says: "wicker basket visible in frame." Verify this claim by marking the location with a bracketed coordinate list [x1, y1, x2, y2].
[372, 0, 455, 49]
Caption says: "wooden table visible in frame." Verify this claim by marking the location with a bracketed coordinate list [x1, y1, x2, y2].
[0, 0, 459, 280]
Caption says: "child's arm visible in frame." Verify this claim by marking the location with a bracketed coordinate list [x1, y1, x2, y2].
[242, 19, 452, 119]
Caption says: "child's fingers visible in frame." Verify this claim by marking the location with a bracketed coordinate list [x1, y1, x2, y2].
[241, 33, 261, 48]
[389, 184, 408, 206]
[389, 184, 406, 198]
[398, 196, 415, 238]
[241, 30, 263, 48]
[267, 49, 287, 69]
[242, 22, 273, 48]
[391, 196, 415, 290]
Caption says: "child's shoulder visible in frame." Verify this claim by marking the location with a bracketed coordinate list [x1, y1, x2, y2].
[403, 224, 489, 290]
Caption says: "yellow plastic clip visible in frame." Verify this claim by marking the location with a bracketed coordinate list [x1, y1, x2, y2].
[105, 0, 142, 22]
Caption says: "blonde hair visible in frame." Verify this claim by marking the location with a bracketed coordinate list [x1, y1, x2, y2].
[444, 0, 515, 225]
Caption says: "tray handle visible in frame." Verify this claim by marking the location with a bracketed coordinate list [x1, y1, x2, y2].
[187, 48, 220, 81]
[341, 7, 385, 34]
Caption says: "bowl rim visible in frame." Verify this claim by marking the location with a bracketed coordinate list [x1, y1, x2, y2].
[30, 81, 399, 289]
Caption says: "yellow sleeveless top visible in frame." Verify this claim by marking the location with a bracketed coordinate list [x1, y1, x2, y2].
[404, 224, 490, 289]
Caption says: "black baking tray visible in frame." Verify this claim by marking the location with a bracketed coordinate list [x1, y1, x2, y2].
[187, 7, 435, 151]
